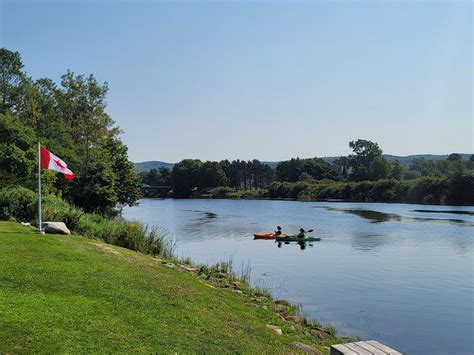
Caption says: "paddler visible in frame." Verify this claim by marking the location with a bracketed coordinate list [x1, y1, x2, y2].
[296, 228, 306, 239]
[274, 226, 283, 236]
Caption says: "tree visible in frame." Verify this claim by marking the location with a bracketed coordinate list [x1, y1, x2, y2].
[0, 48, 25, 113]
[333, 156, 349, 179]
[0, 49, 141, 213]
[447, 153, 462, 162]
[467, 155, 474, 169]
[0, 113, 36, 186]
[198, 161, 228, 189]
[390, 160, 404, 180]
[72, 147, 118, 214]
[409, 158, 437, 176]
[172, 159, 203, 198]
[276, 157, 340, 182]
[104, 137, 142, 207]
[348, 139, 390, 181]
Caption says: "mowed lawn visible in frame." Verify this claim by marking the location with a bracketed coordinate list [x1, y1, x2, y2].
[0, 222, 297, 353]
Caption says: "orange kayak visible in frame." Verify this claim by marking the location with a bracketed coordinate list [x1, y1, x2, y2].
[253, 233, 288, 240]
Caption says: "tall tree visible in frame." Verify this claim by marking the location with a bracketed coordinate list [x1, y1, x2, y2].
[198, 161, 228, 189]
[348, 139, 390, 181]
[172, 159, 203, 198]
[104, 137, 142, 207]
[0, 48, 25, 113]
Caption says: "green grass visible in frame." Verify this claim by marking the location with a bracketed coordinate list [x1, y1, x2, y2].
[0, 222, 328, 353]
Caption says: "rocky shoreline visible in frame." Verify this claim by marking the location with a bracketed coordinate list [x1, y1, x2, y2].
[160, 257, 345, 354]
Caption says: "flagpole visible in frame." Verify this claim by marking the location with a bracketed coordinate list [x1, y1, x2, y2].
[38, 142, 43, 234]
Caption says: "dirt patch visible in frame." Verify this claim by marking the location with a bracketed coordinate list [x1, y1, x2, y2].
[90, 241, 123, 257]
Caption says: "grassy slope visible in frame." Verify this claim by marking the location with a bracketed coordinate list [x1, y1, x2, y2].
[0, 222, 312, 353]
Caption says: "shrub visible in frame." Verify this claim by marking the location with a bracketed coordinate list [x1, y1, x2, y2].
[76, 213, 172, 256]
[42, 194, 84, 229]
[0, 186, 37, 222]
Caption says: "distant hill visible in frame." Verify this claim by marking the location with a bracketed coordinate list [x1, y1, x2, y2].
[135, 161, 174, 172]
[323, 154, 472, 165]
[135, 154, 472, 172]
[381, 154, 472, 165]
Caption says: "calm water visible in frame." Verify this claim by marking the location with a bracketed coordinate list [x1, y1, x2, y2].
[123, 199, 474, 355]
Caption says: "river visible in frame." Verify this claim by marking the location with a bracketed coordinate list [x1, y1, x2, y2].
[123, 198, 474, 355]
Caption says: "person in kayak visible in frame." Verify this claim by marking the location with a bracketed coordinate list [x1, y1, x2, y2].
[297, 228, 306, 239]
[274, 226, 283, 236]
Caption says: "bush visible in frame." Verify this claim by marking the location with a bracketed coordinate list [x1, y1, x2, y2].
[42, 194, 84, 229]
[76, 213, 172, 256]
[0, 186, 37, 222]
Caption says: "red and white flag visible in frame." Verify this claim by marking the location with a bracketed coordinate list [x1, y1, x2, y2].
[39, 144, 75, 180]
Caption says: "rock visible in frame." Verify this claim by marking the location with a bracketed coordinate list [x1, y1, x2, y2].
[20, 222, 31, 227]
[180, 265, 198, 273]
[311, 328, 331, 339]
[266, 324, 282, 335]
[275, 299, 291, 306]
[233, 289, 243, 294]
[41, 222, 70, 235]
[162, 262, 176, 268]
[291, 342, 322, 355]
[276, 312, 287, 321]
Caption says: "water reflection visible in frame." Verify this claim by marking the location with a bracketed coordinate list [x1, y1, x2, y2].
[276, 240, 314, 250]
[327, 208, 402, 223]
[325, 207, 474, 226]
[412, 209, 474, 216]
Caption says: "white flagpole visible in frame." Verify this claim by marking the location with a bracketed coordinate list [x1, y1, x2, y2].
[38, 142, 42, 233]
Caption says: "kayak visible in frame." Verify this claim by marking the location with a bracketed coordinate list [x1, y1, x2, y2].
[275, 236, 321, 242]
[254, 233, 288, 240]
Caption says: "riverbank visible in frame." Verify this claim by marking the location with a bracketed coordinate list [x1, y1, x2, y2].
[188, 175, 474, 206]
[0, 221, 344, 353]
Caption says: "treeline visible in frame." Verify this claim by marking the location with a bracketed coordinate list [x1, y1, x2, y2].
[141, 138, 474, 204]
[0, 48, 141, 214]
[141, 159, 274, 198]
[266, 175, 474, 205]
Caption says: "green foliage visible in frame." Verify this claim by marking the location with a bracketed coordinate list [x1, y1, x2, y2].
[103, 137, 142, 207]
[0, 48, 141, 214]
[0, 48, 24, 113]
[198, 161, 229, 189]
[42, 194, 83, 230]
[0, 186, 37, 221]
[276, 157, 341, 182]
[141, 167, 172, 186]
[390, 160, 404, 180]
[0, 113, 36, 186]
[266, 176, 474, 205]
[0, 185, 170, 256]
[172, 159, 204, 198]
[467, 155, 474, 170]
[448, 153, 462, 161]
[348, 139, 390, 181]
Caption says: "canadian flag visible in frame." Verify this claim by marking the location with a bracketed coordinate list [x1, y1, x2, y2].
[40, 144, 75, 180]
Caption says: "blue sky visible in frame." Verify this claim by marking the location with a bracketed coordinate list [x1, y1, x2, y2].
[1, 0, 472, 162]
